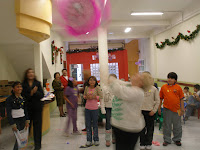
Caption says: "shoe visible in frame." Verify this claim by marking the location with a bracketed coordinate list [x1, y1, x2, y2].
[82, 128, 87, 131]
[94, 141, 100, 146]
[146, 145, 152, 150]
[63, 132, 70, 137]
[60, 114, 66, 117]
[184, 117, 188, 121]
[34, 146, 41, 150]
[106, 141, 110, 147]
[72, 131, 81, 135]
[112, 139, 116, 144]
[139, 145, 146, 150]
[163, 141, 170, 146]
[86, 141, 92, 147]
[175, 141, 182, 146]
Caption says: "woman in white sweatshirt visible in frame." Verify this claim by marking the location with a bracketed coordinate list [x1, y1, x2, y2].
[108, 74, 151, 150]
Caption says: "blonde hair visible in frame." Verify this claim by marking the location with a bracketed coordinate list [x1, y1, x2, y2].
[141, 72, 154, 91]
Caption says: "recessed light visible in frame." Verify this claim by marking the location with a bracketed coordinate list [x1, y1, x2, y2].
[124, 27, 131, 33]
[109, 32, 114, 35]
[86, 32, 89, 34]
[131, 12, 163, 16]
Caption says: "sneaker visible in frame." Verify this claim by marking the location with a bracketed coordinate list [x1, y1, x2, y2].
[94, 141, 100, 146]
[86, 141, 92, 147]
[146, 145, 152, 150]
[184, 117, 188, 121]
[72, 131, 81, 135]
[82, 128, 87, 131]
[163, 141, 170, 146]
[106, 141, 110, 147]
[139, 145, 146, 150]
[175, 141, 182, 146]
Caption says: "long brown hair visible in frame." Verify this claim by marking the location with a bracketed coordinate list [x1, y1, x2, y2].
[88, 76, 98, 87]
[22, 68, 37, 83]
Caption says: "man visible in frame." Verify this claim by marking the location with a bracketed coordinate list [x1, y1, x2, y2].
[60, 69, 68, 89]
[185, 84, 200, 121]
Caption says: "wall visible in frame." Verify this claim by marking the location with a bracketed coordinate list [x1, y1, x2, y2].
[0, 48, 20, 81]
[40, 31, 66, 111]
[153, 14, 200, 83]
[125, 40, 139, 76]
[66, 50, 129, 81]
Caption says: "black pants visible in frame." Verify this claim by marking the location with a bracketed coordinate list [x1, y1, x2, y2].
[140, 110, 154, 146]
[113, 127, 140, 150]
[13, 117, 26, 150]
[105, 108, 112, 130]
[29, 109, 42, 149]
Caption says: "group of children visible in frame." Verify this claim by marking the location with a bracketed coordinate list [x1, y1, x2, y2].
[7, 70, 199, 150]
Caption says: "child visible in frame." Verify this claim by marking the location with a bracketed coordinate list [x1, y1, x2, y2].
[64, 77, 81, 136]
[183, 87, 192, 102]
[83, 76, 105, 146]
[158, 72, 184, 146]
[185, 84, 200, 120]
[140, 72, 160, 150]
[6, 81, 30, 150]
[102, 74, 117, 147]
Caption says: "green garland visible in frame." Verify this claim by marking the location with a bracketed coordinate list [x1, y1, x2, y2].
[67, 47, 125, 54]
[155, 25, 200, 49]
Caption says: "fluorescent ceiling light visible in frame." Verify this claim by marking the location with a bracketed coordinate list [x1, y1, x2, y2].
[86, 32, 89, 34]
[131, 12, 163, 16]
[124, 27, 131, 33]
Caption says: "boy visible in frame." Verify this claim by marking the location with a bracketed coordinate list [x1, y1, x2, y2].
[185, 84, 200, 120]
[158, 72, 184, 146]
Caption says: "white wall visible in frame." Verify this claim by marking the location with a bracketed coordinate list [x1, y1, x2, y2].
[152, 14, 200, 83]
[40, 31, 66, 88]
[0, 49, 20, 81]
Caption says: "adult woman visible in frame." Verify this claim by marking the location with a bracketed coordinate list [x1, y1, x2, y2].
[108, 74, 151, 150]
[22, 68, 44, 150]
[52, 72, 65, 117]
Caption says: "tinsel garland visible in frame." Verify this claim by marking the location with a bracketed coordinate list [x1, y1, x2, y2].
[67, 47, 124, 54]
[155, 25, 200, 49]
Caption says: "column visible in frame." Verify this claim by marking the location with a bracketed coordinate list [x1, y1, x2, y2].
[98, 27, 109, 87]
[34, 44, 43, 83]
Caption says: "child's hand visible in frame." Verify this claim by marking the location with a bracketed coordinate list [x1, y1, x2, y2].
[61, 85, 64, 89]
[25, 123, 29, 130]
[87, 94, 93, 100]
[158, 108, 161, 115]
[70, 102, 75, 108]
[12, 126, 18, 132]
[149, 111, 155, 116]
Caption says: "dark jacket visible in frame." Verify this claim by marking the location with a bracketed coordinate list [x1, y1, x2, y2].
[6, 94, 29, 126]
[22, 80, 44, 111]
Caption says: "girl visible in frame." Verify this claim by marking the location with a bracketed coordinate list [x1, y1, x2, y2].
[6, 81, 30, 150]
[22, 68, 44, 150]
[140, 72, 160, 150]
[52, 72, 65, 117]
[108, 74, 151, 150]
[64, 77, 81, 135]
[102, 74, 117, 147]
[84, 76, 105, 146]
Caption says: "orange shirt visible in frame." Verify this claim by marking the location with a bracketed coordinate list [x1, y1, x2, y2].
[160, 84, 184, 113]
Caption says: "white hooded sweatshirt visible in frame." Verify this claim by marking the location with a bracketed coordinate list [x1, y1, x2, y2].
[109, 78, 145, 133]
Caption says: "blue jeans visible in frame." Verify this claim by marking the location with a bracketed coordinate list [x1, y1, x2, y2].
[85, 109, 99, 142]
[186, 95, 200, 118]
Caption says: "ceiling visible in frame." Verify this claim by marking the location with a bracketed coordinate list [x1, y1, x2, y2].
[52, 0, 200, 42]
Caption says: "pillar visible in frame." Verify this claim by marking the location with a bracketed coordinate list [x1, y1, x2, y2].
[98, 27, 109, 86]
[34, 44, 43, 83]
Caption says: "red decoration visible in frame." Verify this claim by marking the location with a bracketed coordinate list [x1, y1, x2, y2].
[52, 40, 54, 44]
[51, 41, 64, 64]
[161, 42, 163, 44]
[187, 30, 191, 33]
[179, 33, 181, 35]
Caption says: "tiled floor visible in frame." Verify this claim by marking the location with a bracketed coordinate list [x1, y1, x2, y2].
[1, 107, 200, 150]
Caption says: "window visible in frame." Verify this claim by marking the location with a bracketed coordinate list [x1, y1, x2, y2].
[70, 64, 83, 81]
[90, 63, 119, 80]
[138, 59, 145, 73]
